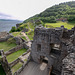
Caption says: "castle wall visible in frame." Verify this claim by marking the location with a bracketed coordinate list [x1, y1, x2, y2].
[31, 27, 75, 75]
[0, 50, 12, 75]
[0, 32, 13, 42]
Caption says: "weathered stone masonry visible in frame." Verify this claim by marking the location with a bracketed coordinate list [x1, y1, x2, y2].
[31, 26, 75, 75]
[0, 50, 12, 75]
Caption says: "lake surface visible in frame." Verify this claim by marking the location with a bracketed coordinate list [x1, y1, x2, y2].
[0, 20, 22, 32]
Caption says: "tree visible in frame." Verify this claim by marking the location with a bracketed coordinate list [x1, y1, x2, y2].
[10, 26, 16, 32]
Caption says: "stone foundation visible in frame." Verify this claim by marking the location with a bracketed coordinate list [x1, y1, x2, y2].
[0, 50, 12, 75]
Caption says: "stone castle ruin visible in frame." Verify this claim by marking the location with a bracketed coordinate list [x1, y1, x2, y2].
[0, 32, 13, 42]
[0, 26, 75, 75]
[0, 32, 30, 75]
[30, 26, 75, 75]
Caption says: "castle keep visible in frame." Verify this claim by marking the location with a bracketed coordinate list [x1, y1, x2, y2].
[31, 26, 75, 75]
[0, 26, 75, 75]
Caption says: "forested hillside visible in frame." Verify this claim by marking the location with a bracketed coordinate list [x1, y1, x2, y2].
[10, 1, 75, 41]
[24, 1, 75, 23]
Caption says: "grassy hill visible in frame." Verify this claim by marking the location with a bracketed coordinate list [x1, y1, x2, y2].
[10, 1, 75, 41]
[45, 21, 75, 29]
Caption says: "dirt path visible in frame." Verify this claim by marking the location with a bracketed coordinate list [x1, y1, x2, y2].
[19, 62, 49, 75]
[21, 32, 30, 41]
[21, 32, 31, 47]
[28, 23, 33, 31]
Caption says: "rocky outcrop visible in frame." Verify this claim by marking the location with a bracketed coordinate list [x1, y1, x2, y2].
[61, 53, 75, 75]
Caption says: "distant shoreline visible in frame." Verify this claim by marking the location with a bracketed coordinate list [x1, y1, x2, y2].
[0, 20, 22, 32]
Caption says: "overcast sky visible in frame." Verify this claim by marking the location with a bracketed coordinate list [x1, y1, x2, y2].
[0, 0, 74, 20]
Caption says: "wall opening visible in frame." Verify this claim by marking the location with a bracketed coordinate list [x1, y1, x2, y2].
[37, 44, 41, 51]
[50, 43, 61, 55]
[62, 31, 70, 39]
[40, 56, 48, 64]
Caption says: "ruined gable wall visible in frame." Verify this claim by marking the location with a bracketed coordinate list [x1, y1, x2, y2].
[31, 27, 63, 64]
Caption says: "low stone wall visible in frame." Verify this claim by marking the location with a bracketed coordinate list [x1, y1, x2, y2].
[0, 32, 9, 38]
[0, 38, 7, 42]
[5, 45, 24, 56]
[9, 49, 30, 68]
[9, 58, 20, 68]
[5, 42, 29, 56]
[22, 49, 31, 56]
[0, 50, 12, 75]
[0, 34, 13, 42]
[14, 59, 30, 75]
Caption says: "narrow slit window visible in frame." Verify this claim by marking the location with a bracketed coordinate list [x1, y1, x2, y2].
[37, 44, 41, 51]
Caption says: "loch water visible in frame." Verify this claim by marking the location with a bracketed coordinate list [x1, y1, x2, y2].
[0, 20, 22, 32]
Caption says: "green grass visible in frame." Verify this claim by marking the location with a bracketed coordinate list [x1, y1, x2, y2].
[28, 22, 35, 29]
[15, 22, 35, 40]
[24, 59, 27, 62]
[0, 56, 2, 59]
[7, 48, 27, 63]
[12, 32, 21, 37]
[26, 30, 34, 40]
[12, 32, 28, 41]
[11, 62, 22, 74]
[0, 64, 6, 75]
[0, 41, 16, 52]
[21, 36, 27, 41]
[69, 21, 75, 23]
[45, 21, 74, 29]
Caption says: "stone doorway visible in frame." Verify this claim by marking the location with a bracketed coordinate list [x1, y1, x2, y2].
[40, 56, 48, 64]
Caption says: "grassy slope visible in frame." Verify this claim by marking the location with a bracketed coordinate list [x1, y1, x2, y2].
[7, 48, 27, 63]
[21, 36, 27, 41]
[11, 62, 22, 74]
[0, 42, 16, 52]
[17, 21, 75, 41]
[12, 32, 21, 37]
[12, 32, 27, 41]
[26, 30, 34, 40]
[19, 22, 34, 40]
[45, 21, 75, 29]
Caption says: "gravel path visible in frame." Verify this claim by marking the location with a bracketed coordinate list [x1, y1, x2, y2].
[19, 61, 49, 75]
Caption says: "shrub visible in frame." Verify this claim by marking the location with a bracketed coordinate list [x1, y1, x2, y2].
[9, 26, 16, 33]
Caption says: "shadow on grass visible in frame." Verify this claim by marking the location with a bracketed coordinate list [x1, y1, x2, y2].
[0, 64, 6, 75]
